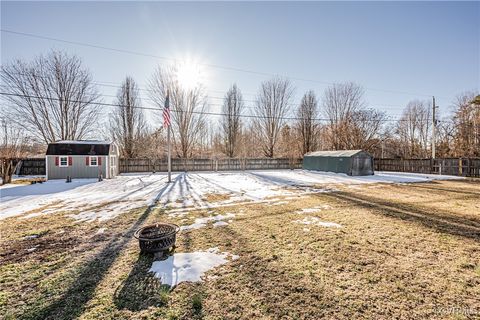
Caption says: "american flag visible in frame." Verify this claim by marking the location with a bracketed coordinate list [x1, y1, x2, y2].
[163, 92, 171, 127]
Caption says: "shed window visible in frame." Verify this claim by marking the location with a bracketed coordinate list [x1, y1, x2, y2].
[59, 156, 68, 167]
[89, 156, 98, 167]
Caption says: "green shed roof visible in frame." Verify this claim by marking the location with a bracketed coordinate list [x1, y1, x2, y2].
[304, 150, 365, 157]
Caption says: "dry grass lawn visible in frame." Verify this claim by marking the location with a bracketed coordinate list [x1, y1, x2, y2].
[0, 179, 479, 319]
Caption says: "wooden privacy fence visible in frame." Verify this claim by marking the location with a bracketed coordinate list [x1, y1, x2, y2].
[7, 157, 480, 178]
[120, 158, 303, 173]
[374, 158, 480, 177]
[0, 158, 46, 176]
[17, 158, 46, 175]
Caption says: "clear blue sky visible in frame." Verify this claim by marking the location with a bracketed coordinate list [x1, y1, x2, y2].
[1, 1, 479, 123]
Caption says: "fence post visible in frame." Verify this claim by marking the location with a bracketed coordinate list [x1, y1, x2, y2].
[467, 158, 471, 177]
[458, 158, 462, 176]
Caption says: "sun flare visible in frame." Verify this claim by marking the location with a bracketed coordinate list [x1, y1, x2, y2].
[175, 59, 205, 90]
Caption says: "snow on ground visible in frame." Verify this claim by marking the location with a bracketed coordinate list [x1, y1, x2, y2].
[295, 205, 332, 214]
[268, 200, 290, 206]
[0, 175, 167, 221]
[179, 213, 235, 231]
[148, 247, 238, 287]
[0, 170, 462, 221]
[213, 221, 229, 227]
[293, 216, 343, 228]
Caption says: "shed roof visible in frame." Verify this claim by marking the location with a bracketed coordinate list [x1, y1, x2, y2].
[55, 140, 111, 145]
[46, 140, 112, 156]
[304, 150, 366, 157]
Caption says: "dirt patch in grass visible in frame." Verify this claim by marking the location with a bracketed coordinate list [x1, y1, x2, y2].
[10, 177, 47, 185]
[1, 179, 479, 319]
[202, 192, 232, 202]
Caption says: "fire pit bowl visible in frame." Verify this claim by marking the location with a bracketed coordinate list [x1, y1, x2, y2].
[134, 223, 180, 254]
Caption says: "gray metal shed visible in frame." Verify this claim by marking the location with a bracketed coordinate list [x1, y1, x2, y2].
[45, 140, 119, 180]
[303, 150, 374, 176]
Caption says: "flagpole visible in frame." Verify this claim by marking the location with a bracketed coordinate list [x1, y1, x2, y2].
[167, 121, 171, 183]
[166, 91, 172, 183]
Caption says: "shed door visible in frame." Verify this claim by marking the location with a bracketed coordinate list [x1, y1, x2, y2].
[352, 156, 374, 176]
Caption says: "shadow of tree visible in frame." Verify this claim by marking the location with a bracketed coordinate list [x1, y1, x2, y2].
[22, 181, 173, 320]
[208, 224, 334, 319]
[406, 180, 480, 196]
[113, 253, 169, 311]
[321, 191, 480, 241]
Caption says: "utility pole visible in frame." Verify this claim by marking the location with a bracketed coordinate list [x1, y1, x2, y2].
[432, 96, 437, 159]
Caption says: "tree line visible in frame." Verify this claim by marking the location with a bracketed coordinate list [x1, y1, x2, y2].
[1, 50, 479, 164]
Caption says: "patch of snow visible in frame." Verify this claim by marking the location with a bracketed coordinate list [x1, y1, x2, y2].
[26, 246, 38, 252]
[0, 183, 24, 190]
[180, 213, 235, 231]
[213, 221, 229, 227]
[294, 216, 342, 228]
[55, 140, 109, 144]
[0, 174, 168, 221]
[23, 234, 39, 240]
[269, 201, 289, 206]
[303, 228, 311, 232]
[96, 228, 106, 234]
[149, 248, 238, 287]
[295, 204, 332, 214]
[297, 208, 321, 214]
[1, 170, 463, 222]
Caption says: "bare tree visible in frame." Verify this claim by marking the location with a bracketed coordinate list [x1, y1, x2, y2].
[220, 84, 244, 157]
[237, 123, 263, 158]
[395, 100, 431, 158]
[346, 108, 387, 152]
[148, 65, 207, 158]
[1, 51, 101, 143]
[253, 77, 294, 157]
[0, 119, 28, 184]
[139, 128, 166, 158]
[109, 76, 147, 158]
[296, 90, 319, 154]
[436, 119, 455, 157]
[322, 82, 365, 150]
[452, 91, 480, 157]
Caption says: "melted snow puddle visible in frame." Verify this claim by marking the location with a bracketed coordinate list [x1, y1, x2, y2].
[180, 213, 235, 231]
[149, 247, 239, 287]
[294, 216, 342, 228]
[295, 204, 332, 214]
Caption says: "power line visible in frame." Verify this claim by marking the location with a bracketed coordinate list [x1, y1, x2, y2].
[0, 91, 434, 122]
[1, 28, 451, 99]
[0, 77, 406, 111]
[0, 84, 404, 113]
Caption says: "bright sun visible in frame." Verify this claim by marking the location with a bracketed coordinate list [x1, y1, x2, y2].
[175, 59, 204, 90]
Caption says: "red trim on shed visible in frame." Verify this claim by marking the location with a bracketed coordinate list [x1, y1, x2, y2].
[55, 157, 59, 166]
[68, 157, 72, 166]
[86, 156, 89, 166]
[98, 157, 102, 165]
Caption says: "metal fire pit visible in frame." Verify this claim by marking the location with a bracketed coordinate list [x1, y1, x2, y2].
[134, 223, 180, 255]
